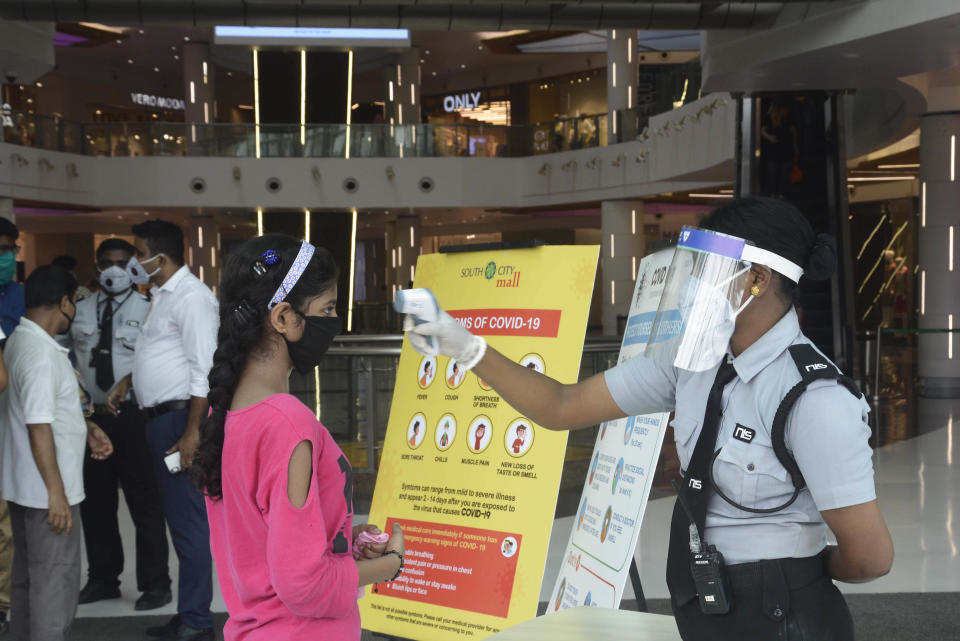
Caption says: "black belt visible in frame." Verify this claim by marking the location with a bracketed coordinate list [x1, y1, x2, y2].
[726, 550, 829, 591]
[143, 399, 190, 420]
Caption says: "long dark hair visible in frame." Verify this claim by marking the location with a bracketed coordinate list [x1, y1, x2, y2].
[699, 196, 836, 303]
[192, 234, 338, 499]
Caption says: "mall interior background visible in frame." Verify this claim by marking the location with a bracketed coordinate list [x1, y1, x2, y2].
[0, 0, 957, 574]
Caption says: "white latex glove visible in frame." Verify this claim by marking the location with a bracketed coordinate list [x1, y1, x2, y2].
[403, 307, 487, 370]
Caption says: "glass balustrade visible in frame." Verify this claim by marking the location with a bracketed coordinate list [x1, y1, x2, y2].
[0, 107, 668, 158]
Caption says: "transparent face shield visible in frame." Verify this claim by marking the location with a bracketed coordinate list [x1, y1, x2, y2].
[644, 227, 804, 372]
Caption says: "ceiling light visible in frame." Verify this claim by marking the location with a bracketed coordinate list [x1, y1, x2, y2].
[477, 45, 483, 50]
[77, 22, 125, 34]
[431, 71, 436, 76]
[227, 71, 232, 76]
[847, 176, 915, 182]
[877, 163, 919, 169]
[688, 193, 731, 199]
[153, 67, 160, 72]
[35, 82, 42, 88]
[116, 39, 122, 44]
[425, 49, 430, 55]
[352, 103, 359, 110]
[174, 55, 179, 60]
[152, 113, 158, 119]
[95, 109, 102, 115]
[460, 63, 466, 69]
[127, 59, 133, 64]
[184, 36, 190, 41]
[171, 45, 177, 51]
[138, 29, 144, 34]
[420, 59, 424, 63]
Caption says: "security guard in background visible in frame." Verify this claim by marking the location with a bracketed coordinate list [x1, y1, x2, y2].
[66, 238, 172, 611]
[404, 197, 894, 640]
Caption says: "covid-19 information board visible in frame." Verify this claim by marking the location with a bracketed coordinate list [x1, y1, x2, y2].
[361, 246, 599, 640]
[549, 248, 675, 612]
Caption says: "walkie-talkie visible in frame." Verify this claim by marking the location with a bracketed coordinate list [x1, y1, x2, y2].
[672, 480, 733, 615]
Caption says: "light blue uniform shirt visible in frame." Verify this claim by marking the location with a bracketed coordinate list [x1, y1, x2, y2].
[604, 307, 876, 564]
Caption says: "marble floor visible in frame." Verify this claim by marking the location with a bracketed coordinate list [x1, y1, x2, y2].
[77, 397, 960, 620]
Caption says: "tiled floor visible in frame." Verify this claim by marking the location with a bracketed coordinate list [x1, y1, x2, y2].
[77, 397, 960, 620]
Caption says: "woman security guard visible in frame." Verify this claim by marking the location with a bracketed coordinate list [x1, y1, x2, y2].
[402, 197, 893, 640]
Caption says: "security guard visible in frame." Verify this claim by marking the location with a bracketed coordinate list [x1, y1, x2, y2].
[66, 238, 172, 611]
[404, 197, 894, 640]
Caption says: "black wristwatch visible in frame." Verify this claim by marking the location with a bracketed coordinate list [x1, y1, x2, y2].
[383, 550, 404, 581]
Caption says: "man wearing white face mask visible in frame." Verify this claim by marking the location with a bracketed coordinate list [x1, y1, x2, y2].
[64, 238, 171, 611]
[107, 221, 218, 641]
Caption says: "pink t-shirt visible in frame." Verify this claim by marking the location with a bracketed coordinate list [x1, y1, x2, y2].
[206, 394, 360, 641]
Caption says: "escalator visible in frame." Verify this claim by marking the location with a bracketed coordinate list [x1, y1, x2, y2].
[739, 92, 856, 372]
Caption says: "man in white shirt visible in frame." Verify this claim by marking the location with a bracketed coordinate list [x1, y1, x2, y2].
[107, 221, 218, 641]
[0, 265, 113, 641]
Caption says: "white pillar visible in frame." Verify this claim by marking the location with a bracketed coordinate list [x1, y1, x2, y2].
[0, 197, 12, 222]
[385, 49, 420, 128]
[395, 216, 421, 290]
[189, 215, 221, 293]
[918, 111, 960, 395]
[384, 216, 421, 297]
[601, 201, 645, 336]
[183, 43, 216, 157]
[606, 29, 637, 144]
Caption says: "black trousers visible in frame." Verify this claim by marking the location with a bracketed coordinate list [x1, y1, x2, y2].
[81, 403, 170, 592]
[671, 552, 855, 641]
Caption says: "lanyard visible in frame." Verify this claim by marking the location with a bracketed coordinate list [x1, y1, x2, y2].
[98, 290, 134, 326]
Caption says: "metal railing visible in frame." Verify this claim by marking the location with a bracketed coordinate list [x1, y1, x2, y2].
[856, 326, 960, 449]
[0, 105, 662, 159]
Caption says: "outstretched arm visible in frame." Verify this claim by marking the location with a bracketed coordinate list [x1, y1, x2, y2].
[472, 348, 624, 430]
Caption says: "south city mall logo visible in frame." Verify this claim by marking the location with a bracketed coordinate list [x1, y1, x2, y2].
[459, 261, 521, 288]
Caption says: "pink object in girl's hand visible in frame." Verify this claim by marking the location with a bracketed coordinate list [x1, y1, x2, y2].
[353, 530, 390, 560]
[354, 529, 391, 600]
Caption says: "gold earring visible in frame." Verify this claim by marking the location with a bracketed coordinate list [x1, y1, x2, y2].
[751, 286, 760, 297]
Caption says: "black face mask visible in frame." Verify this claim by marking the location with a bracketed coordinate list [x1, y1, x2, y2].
[285, 314, 342, 375]
[58, 300, 76, 336]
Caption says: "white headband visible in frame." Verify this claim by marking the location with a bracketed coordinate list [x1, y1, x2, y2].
[267, 241, 316, 310]
[741, 245, 804, 283]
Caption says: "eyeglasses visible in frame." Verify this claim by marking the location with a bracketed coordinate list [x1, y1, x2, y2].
[0, 245, 19, 256]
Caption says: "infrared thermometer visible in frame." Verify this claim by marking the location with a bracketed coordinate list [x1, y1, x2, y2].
[394, 288, 439, 352]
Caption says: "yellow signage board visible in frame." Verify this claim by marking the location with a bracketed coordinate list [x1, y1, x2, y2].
[362, 246, 599, 640]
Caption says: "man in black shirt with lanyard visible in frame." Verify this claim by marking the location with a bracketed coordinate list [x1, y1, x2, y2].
[65, 239, 171, 610]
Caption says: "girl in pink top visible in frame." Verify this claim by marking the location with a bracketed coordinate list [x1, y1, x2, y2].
[193, 235, 405, 641]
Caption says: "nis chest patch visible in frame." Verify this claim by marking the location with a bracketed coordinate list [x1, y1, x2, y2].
[125, 320, 140, 327]
[733, 424, 756, 444]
